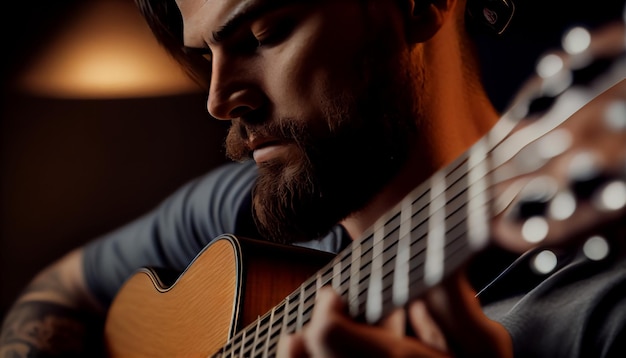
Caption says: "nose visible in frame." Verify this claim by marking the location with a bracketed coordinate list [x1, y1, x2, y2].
[207, 55, 265, 120]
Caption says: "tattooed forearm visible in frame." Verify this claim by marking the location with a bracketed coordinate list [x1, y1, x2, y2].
[0, 300, 103, 358]
[1, 249, 104, 358]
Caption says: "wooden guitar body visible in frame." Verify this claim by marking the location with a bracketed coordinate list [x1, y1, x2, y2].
[104, 235, 333, 357]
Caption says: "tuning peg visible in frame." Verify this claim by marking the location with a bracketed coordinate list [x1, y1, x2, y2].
[594, 180, 626, 212]
[548, 190, 577, 221]
[522, 216, 549, 244]
[530, 249, 559, 275]
[582, 235, 610, 261]
[603, 100, 626, 131]
[562, 26, 592, 56]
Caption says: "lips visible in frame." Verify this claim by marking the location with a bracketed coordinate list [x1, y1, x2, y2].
[248, 135, 291, 163]
[248, 134, 281, 152]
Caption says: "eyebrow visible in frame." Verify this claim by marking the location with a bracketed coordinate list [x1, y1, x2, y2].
[211, 0, 299, 44]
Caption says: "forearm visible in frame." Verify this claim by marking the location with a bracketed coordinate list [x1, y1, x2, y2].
[0, 300, 104, 357]
[0, 249, 105, 357]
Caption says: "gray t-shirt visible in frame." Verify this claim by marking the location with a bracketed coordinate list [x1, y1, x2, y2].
[83, 160, 625, 357]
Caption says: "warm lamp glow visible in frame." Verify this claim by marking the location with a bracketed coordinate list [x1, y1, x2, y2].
[18, 0, 202, 98]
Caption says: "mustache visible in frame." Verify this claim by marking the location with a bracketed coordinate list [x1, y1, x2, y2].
[225, 117, 307, 161]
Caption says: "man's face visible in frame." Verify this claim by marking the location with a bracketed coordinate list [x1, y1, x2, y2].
[177, 0, 423, 243]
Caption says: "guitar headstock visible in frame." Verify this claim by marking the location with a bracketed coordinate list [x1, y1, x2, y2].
[489, 20, 626, 263]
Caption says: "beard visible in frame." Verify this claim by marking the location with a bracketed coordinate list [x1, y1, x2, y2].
[225, 47, 423, 244]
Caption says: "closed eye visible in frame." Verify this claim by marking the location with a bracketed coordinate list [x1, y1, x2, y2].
[254, 18, 296, 47]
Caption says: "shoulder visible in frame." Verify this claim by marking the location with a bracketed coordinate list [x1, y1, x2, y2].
[483, 248, 626, 357]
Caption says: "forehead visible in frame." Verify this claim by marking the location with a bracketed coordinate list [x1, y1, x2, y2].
[175, 0, 271, 47]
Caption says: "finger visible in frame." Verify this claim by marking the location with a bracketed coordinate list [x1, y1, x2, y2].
[304, 287, 449, 357]
[378, 307, 406, 337]
[277, 332, 309, 358]
[302, 287, 346, 358]
[407, 300, 448, 352]
[423, 271, 513, 358]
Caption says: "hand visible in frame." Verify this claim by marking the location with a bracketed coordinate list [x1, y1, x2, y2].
[276, 271, 512, 358]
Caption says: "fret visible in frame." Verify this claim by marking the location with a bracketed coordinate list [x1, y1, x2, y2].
[365, 220, 386, 323]
[250, 314, 269, 357]
[378, 225, 402, 318]
[284, 292, 299, 333]
[335, 248, 351, 291]
[262, 306, 276, 358]
[281, 295, 290, 335]
[425, 171, 447, 286]
[348, 241, 362, 317]
[340, 259, 352, 295]
[405, 230, 429, 299]
[331, 258, 341, 290]
[317, 265, 333, 288]
[257, 313, 275, 357]
[315, 271, 323, 292]
[393, 196, 413, 305]
[354, 236, 374, 317]
[467, 139, 492, 249]
[300, 306, 313, 328]
[296, 285, 305, 331]
[264, 326, 281, 355]
[265, 301, 286, 355]
[250, 318, 261, 357]
[237, 327, 246, 357]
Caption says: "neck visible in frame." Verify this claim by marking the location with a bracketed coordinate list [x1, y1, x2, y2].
[342, 25, 499, 240]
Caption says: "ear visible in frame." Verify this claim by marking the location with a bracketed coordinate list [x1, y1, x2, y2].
[402, 0, 456, 43]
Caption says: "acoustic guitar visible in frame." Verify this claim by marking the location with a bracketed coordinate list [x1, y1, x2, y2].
[104, 21, 626, 357]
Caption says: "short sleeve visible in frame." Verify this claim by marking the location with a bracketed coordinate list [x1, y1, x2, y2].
[82, 160, 259, 306]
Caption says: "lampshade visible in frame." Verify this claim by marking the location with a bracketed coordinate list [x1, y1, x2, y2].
[17, 0, 202, 99]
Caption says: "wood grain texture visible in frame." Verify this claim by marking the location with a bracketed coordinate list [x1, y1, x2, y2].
[104, 238, 239, 357]
[104, 235, 333, 357]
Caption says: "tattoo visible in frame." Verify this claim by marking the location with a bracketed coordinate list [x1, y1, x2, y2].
[0, 301, 103, 358]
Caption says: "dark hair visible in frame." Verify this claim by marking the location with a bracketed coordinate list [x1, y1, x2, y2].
[135, 0, 210, 89]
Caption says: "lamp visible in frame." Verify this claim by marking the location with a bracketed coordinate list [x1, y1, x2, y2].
[16, 0, 201, 99]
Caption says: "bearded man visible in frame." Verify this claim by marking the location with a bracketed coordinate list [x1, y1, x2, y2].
[2, 0, 625, 357]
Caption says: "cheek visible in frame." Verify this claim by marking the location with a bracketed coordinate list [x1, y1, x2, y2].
[262, 11, 368, 116]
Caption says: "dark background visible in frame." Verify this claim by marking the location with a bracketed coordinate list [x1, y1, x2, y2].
[0, 0, 230, 320]
[1, 0, 625, 321]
